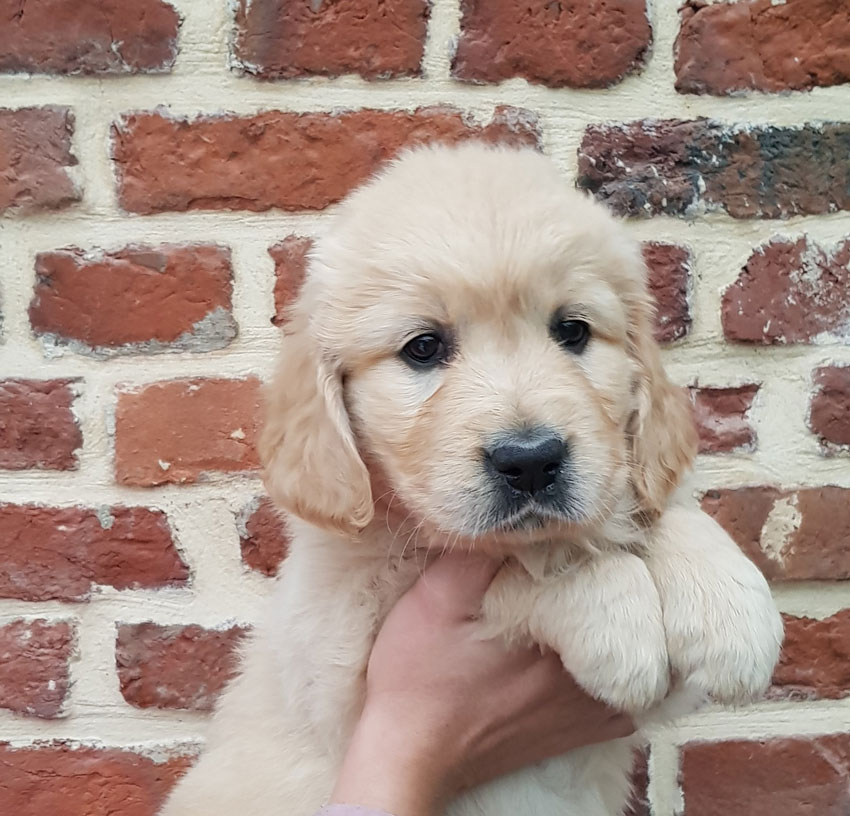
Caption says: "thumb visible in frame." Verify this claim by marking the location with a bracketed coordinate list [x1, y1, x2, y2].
[417, 551, 503, 622]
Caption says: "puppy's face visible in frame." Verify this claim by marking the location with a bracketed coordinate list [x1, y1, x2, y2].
[260, 145, 696, 548]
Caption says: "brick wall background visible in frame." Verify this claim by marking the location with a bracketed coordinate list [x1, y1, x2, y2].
[1, 0, 849, 813]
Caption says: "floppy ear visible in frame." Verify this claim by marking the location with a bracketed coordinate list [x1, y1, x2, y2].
[627, 295, 697, 523]
[258, 311, 373, 537]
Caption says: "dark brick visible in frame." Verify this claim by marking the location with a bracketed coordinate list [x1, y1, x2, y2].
[577, 119, 850, 219]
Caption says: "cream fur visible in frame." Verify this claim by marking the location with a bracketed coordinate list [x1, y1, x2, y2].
[160, 144, 783, 816]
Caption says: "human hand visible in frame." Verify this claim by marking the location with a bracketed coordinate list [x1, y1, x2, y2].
[330, 552, 634, 816]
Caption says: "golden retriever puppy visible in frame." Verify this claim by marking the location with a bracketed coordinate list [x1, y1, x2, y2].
[161, 143, 782, 816]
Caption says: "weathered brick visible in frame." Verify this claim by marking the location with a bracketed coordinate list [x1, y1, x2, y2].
[577, 119, 850, 219]
[625, 748, 649, 816]
[116, 623, 248, 711]
[453, 0, 650, 88]
[0, 620, 74, 718]
[642, 242, 691, 343]
[722, 237, 850, 344]
[0, 0, 179, 76]
[270, 236, 312, 325]
[29, 245, 236, 356]
[689, 385, 759, 454]
[232, 0, 428, 79]
[0, 504, 188, 602]
[701, 486, 850, 581]
[112, 107, 539, 214]
[681, 735, 850, 816]
[676, 0, 850, 95]
[811, 366, 850, 447]
[0, 107, 79, 213]
[114, 378, 262, 486]
[771, 610, 850, 701]
[238, 497, 290, 576]
[0, 379, 81, 470]
[0, 744, 194, 816]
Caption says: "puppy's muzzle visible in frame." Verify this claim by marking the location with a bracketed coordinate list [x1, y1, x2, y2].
[485, 428, 568, 498]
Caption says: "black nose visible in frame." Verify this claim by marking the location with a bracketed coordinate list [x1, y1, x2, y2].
[487, 431, 567, 496]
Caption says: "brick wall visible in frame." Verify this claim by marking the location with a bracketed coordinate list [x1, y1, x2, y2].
[1, 1, 848, 813]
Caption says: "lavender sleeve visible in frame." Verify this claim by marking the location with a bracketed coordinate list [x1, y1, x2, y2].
[314, 807, 395, 816]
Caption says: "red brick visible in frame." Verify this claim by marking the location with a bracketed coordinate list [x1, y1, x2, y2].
[701, 486, 850, 582]
[238, 497, 290, 576]
[771, 610, 850, 701]
[0, 379, 81, 470]
[722, 237, 850, 344]
[689, 385, 759, 454]
[0, 504, 188, 602]
[0, 107, 79, 213]
[681, 735, 850, 816]
[577, 119, 850, 219]
[0, 620, 74, 718]
[642, 242, 691, 343]
[0, 744, 194, 816]
[676, 0, 850, 95]
[453, 0, 650, 88]
[114, 378, 262, 486]
[232, 0, 428, 79]
[0, 0, 180, 75]
[112, 107, 540, 214]
[625, 748, 649, 816]
[30, 245, 235, 355]
[270, 235, 312, 325]
[116, 623, 248, 711]
[810, 366, 850, 447]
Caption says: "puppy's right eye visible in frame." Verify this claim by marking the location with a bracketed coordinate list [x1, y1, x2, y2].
[401, 333, 448, 367]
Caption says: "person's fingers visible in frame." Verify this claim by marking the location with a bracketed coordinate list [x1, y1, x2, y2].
[417, 551, 504, 620]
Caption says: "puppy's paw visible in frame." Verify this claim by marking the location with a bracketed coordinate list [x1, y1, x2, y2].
[647, 508, 784, 707]
[670, 567, 783, 706]
[530, 553, 670, 714]
[562, 622, 669, 713]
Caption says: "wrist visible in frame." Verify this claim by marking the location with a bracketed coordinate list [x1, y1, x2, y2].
[331, 698, 455, 816]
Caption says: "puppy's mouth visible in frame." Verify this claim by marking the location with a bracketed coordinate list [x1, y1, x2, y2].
[493, 499, 581, 534]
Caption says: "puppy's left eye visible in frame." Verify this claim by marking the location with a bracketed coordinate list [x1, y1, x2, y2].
[401, 332, 449, 367]
[552, 319, 591, 353]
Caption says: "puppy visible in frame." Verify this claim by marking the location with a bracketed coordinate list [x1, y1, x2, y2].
[161, 144, 783, 816]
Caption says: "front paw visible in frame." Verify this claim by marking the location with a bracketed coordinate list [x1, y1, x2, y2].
[648, 510, 784, 706]
[530, 553, 670, 713]
[671, 568, 783, 705]
[562, 623, 669, 713]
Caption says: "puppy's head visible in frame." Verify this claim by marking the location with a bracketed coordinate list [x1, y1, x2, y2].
[260, 144, 696, 546]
